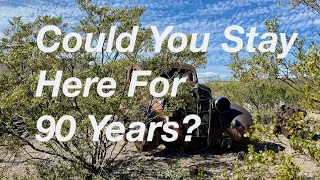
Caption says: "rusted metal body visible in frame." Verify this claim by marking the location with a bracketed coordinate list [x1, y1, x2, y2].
[275, 104, 319, 140]
[128, 63, 253, 152]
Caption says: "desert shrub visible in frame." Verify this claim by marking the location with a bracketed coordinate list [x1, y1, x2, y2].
[210, 1, 320, 179]
[284, 114, 320, 166]
[216, 144, 303, 180]
[36, 160, 80, 179]
[245, 118, 277, 142]
[207, 79, 300, 124]
[219, 102, 320, 179]
[228, 1, 320, 112]
[0, 0, 206, 179]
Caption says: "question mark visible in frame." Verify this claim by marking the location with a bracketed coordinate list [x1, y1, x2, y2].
[183, 115, 201, 141]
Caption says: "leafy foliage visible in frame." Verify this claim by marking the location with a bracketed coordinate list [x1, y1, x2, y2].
[0, 0, 207, 178]
[207, 80, 300, 124]
[219, 0, 320, 179]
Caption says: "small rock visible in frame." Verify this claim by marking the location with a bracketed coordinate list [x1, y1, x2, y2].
[21, 131, 29, 138]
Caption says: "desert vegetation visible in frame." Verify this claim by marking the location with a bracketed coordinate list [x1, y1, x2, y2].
[0, 0, 319, 179]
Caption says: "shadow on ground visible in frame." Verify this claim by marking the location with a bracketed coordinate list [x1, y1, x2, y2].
[151, 141, 285, 158]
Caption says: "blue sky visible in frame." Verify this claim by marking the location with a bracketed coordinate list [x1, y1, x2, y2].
[0, 0, 319, 81]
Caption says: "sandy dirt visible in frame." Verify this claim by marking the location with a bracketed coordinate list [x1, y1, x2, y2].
[0, 136, 319, 179]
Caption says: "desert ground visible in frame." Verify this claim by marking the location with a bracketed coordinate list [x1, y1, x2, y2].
[0, 131, 319, 180]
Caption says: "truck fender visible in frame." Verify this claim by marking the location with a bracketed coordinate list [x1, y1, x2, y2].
[221, 104, 253, 145]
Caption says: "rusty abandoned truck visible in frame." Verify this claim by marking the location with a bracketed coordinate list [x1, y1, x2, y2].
[126, 63, 253, 153]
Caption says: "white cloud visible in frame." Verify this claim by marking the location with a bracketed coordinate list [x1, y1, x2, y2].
[197, 65, 232, 81]
[0, 0, 81, 31]
[0, 0, 318, 80]
[198, 72, 219, 78]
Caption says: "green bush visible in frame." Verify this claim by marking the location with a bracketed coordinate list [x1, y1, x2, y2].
[207, 80, 301, 124]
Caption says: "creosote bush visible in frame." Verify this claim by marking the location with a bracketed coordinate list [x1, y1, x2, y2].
[213, 0, 320, 179]
[207, 80, 300, 124]
[0, 0, 206, 179]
